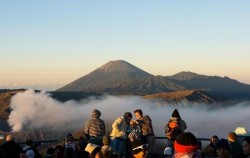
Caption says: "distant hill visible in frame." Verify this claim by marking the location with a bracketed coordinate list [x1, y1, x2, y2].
[166, 71, 250, 101]
[57, 60, 250, 101]
[144, 90, 216, 104]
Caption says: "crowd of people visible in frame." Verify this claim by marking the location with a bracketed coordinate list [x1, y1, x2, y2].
[0, 108, 249, 158]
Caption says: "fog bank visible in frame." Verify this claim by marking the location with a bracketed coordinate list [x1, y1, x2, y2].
[8, 90, 250, 139]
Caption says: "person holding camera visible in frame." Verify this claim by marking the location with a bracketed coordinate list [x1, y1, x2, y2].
[133, 109, 155, 158]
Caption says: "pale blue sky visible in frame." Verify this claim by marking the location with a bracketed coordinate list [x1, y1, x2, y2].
[1, 1, 250, 90]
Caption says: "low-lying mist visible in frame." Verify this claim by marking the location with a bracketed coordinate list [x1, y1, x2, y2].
[8, 89, 250, 139]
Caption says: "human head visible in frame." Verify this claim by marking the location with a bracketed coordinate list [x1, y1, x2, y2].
[46, 147, 55, 157]
[92, 109, 101, 118]
[242, 137, 250, 156]
[25, 139, 33, 146]
[164, 147, 173, 156]
[85, 143, 102, 158]
[174, 132, 199, 153]
[6, 134, 14, 141]
[216, 138, 230, 158]
[172, 109, 181, 118]
[228, 132, 237, 143]
[210, 135, 219, 145]
[123, 112, 132, 124]
[102, 136, 109, 145]
[134, 109, 143, 120]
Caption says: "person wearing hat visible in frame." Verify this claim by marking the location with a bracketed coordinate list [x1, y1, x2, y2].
[165, 109, 187, 148]
[173, 132, 201, 158]
[110, 112, 133, 158]
[64, 132, 78, 156]
[215, 138, 231, 158]
[84, 109, 106, 146]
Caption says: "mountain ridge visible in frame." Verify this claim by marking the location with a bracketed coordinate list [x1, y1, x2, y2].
[57, 60, 250, 101]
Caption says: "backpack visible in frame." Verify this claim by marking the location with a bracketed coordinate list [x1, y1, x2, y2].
[165, 119, 183, 140]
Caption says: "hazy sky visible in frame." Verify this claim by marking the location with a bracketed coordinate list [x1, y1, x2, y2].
[1, 1, 250, 90]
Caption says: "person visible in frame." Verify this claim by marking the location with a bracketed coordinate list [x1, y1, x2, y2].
[202, 135, 219, 157]
[73, 138, 89, 158]
[101, 136, 112, 156]
[84, 109, 106, 146]
[110, 112, 132, 158]
[133, 109, 155, 157]
[64, 133, 78, 158]
[0, 134, 23, 158]
[227, 132, 244, 158]
[242, 137, 250, 158]
[215, 138, 231, 158]
[165, 109, 187, 148]
[85, 143, 103, 158]
[128, 122, 144, 158]
[173, 132, 201, 158]
[45, 147, 56, 158]
[54, 145, 65, 158]
[23, 139, 42, 158]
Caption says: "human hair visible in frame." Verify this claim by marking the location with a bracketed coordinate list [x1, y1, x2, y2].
[243, 137, 250, 144]
[25, 139, 33, 146]
[228, 132, 237, 142]
[211, 135, 219, 140]
[134, 109, 143, 115]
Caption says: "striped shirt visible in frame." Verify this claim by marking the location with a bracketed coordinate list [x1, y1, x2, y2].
[84, 118, 106, 137]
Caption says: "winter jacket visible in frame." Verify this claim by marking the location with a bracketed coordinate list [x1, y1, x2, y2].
[138, 115, 154, 137]
[110, 116, 129, 139]
[84, 118, 106, 137]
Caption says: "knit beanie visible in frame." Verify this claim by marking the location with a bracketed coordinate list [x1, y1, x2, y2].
[174, 132, 199, 153]
[172, 109, 181, 118]
[66, 133, 73, 141]
[123, 112, 132, 119]
[216, 138, 230, 151]
[92, 109, 101, 118]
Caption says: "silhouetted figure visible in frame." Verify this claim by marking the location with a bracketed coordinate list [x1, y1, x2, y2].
[0, 135, 23, 158]
[215, 138, 231, 158]
[242, 137, 250, 158]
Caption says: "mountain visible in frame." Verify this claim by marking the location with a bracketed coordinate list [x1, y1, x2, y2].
[57, 60, 250, 100]
[166, 72, 250, 101]
[144, 90, 216, 104]
[58, 60, 178, 94]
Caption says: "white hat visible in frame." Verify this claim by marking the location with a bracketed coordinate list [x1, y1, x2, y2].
[85, 143, 100, 155]
[164, 147, 173, 156]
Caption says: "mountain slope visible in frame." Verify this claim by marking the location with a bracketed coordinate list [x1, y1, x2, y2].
[144, 90, 216, 104]
[166, 72, 250, 101]
[57, 60, 154, 92]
